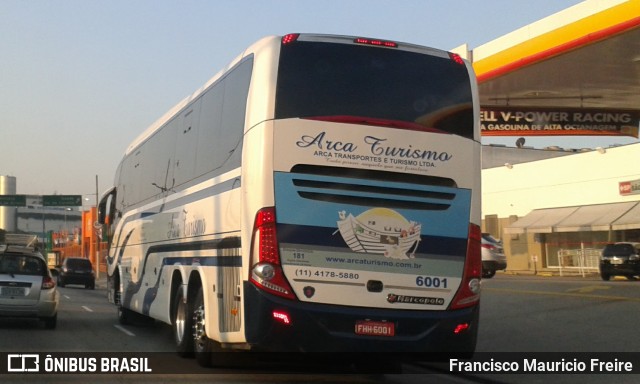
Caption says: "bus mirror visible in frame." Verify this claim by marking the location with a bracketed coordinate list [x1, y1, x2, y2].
[98, 187, 116, 225]
[98, 198, 107, 224]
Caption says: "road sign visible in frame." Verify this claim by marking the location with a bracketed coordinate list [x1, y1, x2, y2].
[42, 195, 82, 206]
[0, 195, 26, 207]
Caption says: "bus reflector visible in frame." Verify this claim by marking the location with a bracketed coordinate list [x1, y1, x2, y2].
[250, 207, 297, 300]
[282, 34, 300, 45]
[454, 323, 470, 334]
[354, 37, 398, 48]
[272, 310, 291, 325]
[450, 224, 481, 309]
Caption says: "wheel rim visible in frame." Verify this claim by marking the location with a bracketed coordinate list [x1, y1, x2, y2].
[175, 299, 187, 345]
[193, 304, 206, 351]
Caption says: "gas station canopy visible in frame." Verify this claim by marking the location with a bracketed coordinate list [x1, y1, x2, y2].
[473, 0, 640, 138]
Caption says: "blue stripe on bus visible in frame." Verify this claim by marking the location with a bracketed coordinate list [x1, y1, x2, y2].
[118, 237, 241, 316]
[276, 223, 466, 258]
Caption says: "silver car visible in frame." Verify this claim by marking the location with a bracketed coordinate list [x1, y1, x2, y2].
[0, 244, 59, 329]
[481, 233, 507, 278]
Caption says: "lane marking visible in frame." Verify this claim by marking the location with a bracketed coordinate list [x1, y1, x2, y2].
[484, 287, 640, 303]
[114, 324, 136, 336]
[64, 295, 71, 300]
[566, 285, 610, 294]
[82, 306, 93, 312]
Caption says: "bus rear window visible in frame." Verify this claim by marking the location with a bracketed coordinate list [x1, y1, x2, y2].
[275, 41, 474, 139]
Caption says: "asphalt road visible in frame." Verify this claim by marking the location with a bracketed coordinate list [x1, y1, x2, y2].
[477, 273, 640, 352]
[1, 274, 639, 383]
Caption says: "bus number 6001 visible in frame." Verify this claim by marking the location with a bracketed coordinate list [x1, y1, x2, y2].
[415, 276, 448, 289]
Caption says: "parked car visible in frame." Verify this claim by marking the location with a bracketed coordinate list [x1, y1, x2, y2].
[481, 233, 507, 278]
[0, 243, 59, 329]
[57, 257, 95, 289]
[599, 242, 640, 281]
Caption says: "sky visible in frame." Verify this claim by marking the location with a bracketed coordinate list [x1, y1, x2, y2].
[3, 0, 631, 201]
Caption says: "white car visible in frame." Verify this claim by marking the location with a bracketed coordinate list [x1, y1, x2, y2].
[0, 242, 59, 329]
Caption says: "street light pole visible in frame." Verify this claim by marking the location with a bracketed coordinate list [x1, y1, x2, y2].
[95, 175, 100, 280]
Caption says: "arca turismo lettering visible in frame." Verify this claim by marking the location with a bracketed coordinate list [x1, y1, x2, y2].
[296, 131, 453, 163]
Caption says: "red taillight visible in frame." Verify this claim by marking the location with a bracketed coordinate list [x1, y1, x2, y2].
[450, 224, 481, 310]
[254, 208, 278, 264]
[449, 52, 465, 65]
[282, 33, 299, 45]
[354, 37, 398, 48]
[42, 276, 56, 290]
[250, 207, 296, 300]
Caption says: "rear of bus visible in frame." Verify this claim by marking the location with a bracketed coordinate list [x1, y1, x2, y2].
[244, 34, 481, 354]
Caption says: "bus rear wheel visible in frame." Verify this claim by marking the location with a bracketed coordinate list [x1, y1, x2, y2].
[173, 288, 194, 357]
[193, 287, 216, 367]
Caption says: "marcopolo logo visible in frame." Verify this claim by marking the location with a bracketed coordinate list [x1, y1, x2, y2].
[387, 293, 445, 306]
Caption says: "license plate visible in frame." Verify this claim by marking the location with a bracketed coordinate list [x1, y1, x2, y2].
[1, 287, 26, 297]
[611, 259, 624, 265]
[355, 320, 395, 337]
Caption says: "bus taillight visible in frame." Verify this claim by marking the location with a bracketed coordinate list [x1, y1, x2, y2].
[250, 207, 296, 300]
[282, 34, 300, 45]
[449, 52, 465, 65]
[354, 37, 398, 48]
[449, 223, 481, 309]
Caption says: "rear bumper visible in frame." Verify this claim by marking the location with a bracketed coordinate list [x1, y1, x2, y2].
[0, 297, 58, 318]
[600, 263, 640, 276]
[243, 282, 478, 353]
[60, 274, 95, 285]
[482, 260, 507, 271]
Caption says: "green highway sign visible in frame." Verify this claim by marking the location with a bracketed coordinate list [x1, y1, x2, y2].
[42, 195, 82, 206]
[0, 195, 26, 207]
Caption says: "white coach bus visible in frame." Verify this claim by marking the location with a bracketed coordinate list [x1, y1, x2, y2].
[98, 33, 481, 366]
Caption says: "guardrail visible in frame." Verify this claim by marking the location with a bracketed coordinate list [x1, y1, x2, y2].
[557, 248, 601, 277]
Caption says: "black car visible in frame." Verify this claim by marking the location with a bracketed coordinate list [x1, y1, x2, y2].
[599, 242, 640, 281]
[57, 257, 95, 289]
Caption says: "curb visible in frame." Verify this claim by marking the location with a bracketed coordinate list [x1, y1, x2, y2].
[501, 270, 599, 278]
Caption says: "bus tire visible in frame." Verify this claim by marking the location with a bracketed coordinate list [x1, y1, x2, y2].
[173, 288, 194, 357]
[193, 287, 215, 367]
[482, 269, 496, 279]
[42, 313, 57, 330]
[117, 305, 133, 325]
